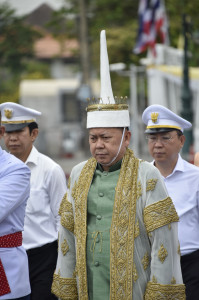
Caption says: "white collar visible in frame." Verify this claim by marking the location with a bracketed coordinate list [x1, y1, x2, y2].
[25, 146, 39, 166]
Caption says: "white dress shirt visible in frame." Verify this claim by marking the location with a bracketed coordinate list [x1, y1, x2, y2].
[23, 146, 67, 250]
[153, 154, 199, 256]
[0, 147, 31, 299]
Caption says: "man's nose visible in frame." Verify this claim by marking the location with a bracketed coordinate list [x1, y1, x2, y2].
[8, 133, 18, 140]
[154, 138, 164, 145]
[95, 138, 104, 148]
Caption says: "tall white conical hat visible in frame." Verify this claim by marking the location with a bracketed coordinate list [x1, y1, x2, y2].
[86, 30, 130, 128]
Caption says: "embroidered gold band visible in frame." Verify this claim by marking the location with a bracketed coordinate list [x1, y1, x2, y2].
[59, 194, 74, 233]
[2, 119, 35, 124]
[147, 125, 182, 130]
[73, 157, 97, 299]
[144, 282, 186, 300]
[86, 104, 128, 112]
[110, 149, 139, 299]
[144, 197, 179, 233]
[51, 273, 78, 300]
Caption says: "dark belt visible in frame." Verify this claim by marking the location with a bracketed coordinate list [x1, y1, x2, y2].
[0, 232, 22, 296]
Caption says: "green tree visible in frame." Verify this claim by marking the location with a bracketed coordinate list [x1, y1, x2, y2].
[0, 3, 41, 73]
[0, 3, 44, 103]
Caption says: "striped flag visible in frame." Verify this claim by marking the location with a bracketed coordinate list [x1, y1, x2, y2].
[133, 0, 169, 56]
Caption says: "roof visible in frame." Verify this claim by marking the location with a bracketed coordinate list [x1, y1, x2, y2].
[34, 34, 79, 59]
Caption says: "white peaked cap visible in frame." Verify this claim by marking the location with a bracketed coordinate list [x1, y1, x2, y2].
[86, 30, 130, 128]
[142, 104, 192, 133]
[0, 102, 41, 132]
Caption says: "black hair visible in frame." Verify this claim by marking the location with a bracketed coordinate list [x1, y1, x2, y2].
[28, 122, 38, 135]
[175, 129, 183, 137]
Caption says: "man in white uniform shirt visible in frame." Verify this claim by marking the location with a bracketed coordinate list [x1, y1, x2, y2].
[142, 104, 199, 300]
[0, 102, 67, 300]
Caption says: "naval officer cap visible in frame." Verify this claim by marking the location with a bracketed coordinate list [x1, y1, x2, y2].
[0, 102, 41, 132]
[142, 104, 192, 133]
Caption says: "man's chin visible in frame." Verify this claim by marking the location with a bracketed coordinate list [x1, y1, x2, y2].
[97, 159, 108, 165]
[9, 148, 20, 155]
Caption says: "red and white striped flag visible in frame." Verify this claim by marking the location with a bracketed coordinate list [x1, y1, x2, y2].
[133, 0, 169, 56]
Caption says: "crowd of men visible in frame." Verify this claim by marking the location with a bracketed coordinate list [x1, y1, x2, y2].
[1, 30, 199, 300]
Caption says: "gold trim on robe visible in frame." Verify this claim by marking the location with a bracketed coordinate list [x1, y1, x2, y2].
[51, 273, 78, 300]
[144, 282, 186, 299]
[143, 197, 179, 233]
[59, 194, 74, 233]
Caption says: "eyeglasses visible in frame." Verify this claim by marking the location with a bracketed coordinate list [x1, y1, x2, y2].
[146, 134, 178, 145]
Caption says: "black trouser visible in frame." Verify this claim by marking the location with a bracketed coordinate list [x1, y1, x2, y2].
[181, 249, 199, 300]
[27, 241, 58, 300]
[5, 295, 30, 300]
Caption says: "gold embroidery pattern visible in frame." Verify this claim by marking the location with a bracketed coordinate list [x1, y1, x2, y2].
[51, 273, 78, 300]
[152, 276, 157, 283]
[144, 282, 186, 300]
[133, 264, 138, 282]
[59, 193, 68, 215]
[178, 243, 181, 256]
[61, 239, 69, 256]
[73, 266, 77, 278]
[144, 197, 179, 233]
[59, 194, 74, 233]
[142, 252, 150, 270]
[134, 220, 140, 238]
[68, 176, 71, 189]
[71, 181, 78, 199]
[158, 244, 168, 263]
[137, 181, 142, 200]
[110, 148, 139, 299]
[146, 179, 158, 192]
[73, 157, 97, 300]
[171, 277, 176, 284]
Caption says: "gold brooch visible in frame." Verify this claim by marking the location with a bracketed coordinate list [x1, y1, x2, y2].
[151, 112, 158, 123]
[4, 109, 13, 119]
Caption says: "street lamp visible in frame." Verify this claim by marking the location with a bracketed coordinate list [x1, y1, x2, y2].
[181, 13, 193, 156]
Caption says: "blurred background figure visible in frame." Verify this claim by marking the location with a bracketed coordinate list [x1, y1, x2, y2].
[0, 102, 67, 300]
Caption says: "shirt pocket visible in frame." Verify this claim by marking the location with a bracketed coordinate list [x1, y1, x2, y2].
[26, 188, 46, 213]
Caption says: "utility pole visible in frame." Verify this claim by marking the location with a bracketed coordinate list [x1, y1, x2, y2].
[181, 13, 193, 156]
[78, 0, 90, 87]
[78, 0, 91, 155]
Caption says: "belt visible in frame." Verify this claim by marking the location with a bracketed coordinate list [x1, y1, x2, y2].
[0, 232, 22, 296]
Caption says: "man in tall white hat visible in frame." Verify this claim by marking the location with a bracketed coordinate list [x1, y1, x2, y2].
[142, 104, 199, 300]
[52, 31, 185, 300]
[0, 102, 67, 300]
[0, 108, 31, 300]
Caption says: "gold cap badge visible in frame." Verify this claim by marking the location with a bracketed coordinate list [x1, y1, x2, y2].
[151, 112, 159, 123]
[4, 109, 13, 119]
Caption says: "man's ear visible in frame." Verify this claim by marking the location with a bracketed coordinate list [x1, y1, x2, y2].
[0, 126, 5, 138]
[31, 128, 39, 142]
[124, 130, 131, 147]
[180, 134, 186, 147]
